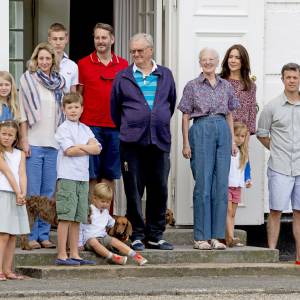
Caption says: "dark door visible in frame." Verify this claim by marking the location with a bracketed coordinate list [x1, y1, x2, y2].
[69, 1, 113, 63]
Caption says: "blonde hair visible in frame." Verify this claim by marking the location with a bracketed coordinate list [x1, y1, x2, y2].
[234, 122, 249, 170]
[0, 71, 20, 121]
[93, 183, 113, 202]
[27, 42, 60, 73]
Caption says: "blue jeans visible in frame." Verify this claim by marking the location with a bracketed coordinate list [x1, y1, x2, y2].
[189, 115, 231, 241]
[89, 126, 121, 180]
[27, 146, 58, 242]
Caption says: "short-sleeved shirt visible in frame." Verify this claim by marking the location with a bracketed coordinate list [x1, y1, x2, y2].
[177, 73, 239, 118]
[79, 205, 115, 246]
[78, 51, 128, 127]
[257, 93, 300, 176]
[60, 53, 79, 93]
[55, 119, 100, 181]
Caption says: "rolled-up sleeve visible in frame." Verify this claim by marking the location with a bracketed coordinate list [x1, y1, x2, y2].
[177, 83, 194, 114]
[256, 104, 272, 137]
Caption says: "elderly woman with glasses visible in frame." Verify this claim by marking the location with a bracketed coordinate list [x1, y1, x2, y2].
[178, 47, 239, 250]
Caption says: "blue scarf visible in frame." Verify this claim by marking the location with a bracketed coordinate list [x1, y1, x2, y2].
[35, 69, 65, 126]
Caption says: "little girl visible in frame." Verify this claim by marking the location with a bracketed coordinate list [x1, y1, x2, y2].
[79, 183, 148, 266]
[0, 120, 29, 281]
[0, 71, 20, 121]
[226, 122, 252, 247]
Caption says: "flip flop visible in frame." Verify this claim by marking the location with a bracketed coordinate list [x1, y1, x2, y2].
[5, 272, 25, 280]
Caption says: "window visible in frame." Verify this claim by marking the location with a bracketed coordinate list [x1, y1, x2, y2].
[9, 0, 24, 86]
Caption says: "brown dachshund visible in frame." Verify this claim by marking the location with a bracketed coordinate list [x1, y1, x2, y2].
[20, 195, 58, 250]
[108, 215, 132, 242]
[166, 208, 176, 226]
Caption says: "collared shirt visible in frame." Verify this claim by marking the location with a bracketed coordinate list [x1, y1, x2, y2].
[133, 60, 158, 110]
[79, 205, 115, 246]
[60, 53, 79, 93]
[78, 51, 128, 127]
[257, 92, 300, 176]
[55, 119, 100, 181]
[177, 73, 239, 118]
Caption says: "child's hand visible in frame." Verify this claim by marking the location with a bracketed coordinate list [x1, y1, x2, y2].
[245, 180, 252, 188]
[78, 246, 85, 251]
[232, 143, 238, 156]
[16, 193, 26, 206]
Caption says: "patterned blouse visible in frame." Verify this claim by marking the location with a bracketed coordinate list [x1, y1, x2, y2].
[178, 73, 239, 118]
[227, 79, 256, 135]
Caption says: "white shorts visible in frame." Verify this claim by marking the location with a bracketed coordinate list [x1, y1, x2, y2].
[267, 168, 300, 211]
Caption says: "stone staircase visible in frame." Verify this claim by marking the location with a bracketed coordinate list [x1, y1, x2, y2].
[14, 228, 286, 279]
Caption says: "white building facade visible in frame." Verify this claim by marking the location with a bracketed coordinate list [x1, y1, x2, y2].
[3, 0, 300, 225]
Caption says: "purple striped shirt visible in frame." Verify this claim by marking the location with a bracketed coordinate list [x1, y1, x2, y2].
[178, 73, 239, 118]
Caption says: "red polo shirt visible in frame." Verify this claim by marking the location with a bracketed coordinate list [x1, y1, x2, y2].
[78, 51, 128, 127]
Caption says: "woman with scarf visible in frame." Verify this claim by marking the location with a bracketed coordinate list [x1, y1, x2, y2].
[19, 42, 65, 250]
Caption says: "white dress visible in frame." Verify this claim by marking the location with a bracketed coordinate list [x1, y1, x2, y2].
[0, 149, 30, 235]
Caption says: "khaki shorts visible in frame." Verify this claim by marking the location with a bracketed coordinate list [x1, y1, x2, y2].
[85, 235, 113, 250]
[56, 179, 89, 223]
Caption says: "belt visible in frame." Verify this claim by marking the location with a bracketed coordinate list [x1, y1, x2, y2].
[193, 113, 225, 121]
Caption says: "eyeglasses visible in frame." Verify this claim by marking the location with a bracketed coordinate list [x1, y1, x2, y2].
[129, 47, 150, 55]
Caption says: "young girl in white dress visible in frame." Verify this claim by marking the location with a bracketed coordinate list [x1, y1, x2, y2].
[226, 122, 252, 247]
[0, 120, 29, 281]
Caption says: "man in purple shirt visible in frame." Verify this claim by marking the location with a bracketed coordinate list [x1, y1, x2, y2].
[111, 33, 176, 251]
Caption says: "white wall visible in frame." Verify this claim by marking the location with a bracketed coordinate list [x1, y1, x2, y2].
[0, 0, 9, 70]
[36, 0, 70, 53]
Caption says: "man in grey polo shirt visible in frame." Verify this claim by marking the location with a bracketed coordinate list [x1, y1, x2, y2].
[257, 63, 300, 264]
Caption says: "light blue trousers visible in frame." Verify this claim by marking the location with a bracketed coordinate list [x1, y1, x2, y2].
[189, 115, 231, 241]
[27, 146, 58, 242]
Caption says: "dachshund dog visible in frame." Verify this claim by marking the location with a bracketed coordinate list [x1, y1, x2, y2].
[108, 215, 132, 242]
[20, 195, 58, 250]
[166, 208, 176, 227]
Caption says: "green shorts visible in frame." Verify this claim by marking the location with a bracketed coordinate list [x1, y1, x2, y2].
[85, 235, 113, 250]
[56, 179, 89, 223]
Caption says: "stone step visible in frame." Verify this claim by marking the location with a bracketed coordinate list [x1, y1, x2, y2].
[16, 262, 298, 280]
[164, 228, 247, 245]
[15, 245, 278, 267]
[17, 228, 247, 247]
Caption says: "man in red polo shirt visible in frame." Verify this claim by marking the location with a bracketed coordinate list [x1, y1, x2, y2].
[78, 23, 128, 202]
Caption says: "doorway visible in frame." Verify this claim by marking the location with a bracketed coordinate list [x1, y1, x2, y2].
[69, 1, 113, 63]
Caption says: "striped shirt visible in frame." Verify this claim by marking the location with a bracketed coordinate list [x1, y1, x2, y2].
[133, 61, 158, 110]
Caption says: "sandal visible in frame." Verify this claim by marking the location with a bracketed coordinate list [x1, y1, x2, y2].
[228, 237, 244, 248]
[5, 272, 25, 280]
[194, 240, 211, 250]
[211, 239, 226, 250]
[0, 272, 6, 281]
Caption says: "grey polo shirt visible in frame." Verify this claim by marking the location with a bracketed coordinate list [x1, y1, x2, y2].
[257, 92, 300, 176]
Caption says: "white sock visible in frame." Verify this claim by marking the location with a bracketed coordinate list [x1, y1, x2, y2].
[128, 249, 137, 257]
[106, 252, 113, 259]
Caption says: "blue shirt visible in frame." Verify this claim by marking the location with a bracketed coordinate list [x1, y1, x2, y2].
[0, 104, 13, 121]
[133, 61, 158, 110]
